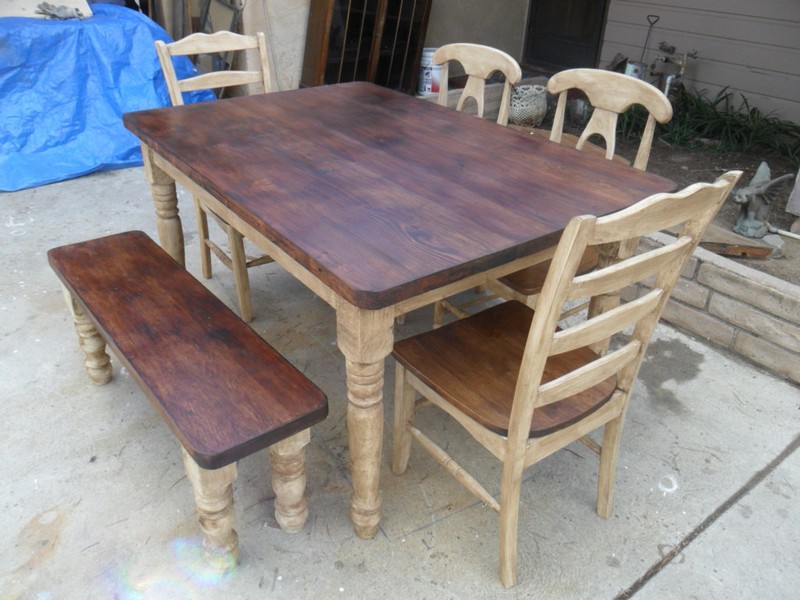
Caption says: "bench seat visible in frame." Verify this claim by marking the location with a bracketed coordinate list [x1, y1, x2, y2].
[48, 230, 328, 571]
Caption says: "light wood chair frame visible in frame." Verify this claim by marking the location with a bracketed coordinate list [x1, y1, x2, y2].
[433, 43, 522, 126]
[548, 68, 673, 171]
[428, 42, 521, 326]
[393, 171, 741, 587]
[155, 31, 275, 322]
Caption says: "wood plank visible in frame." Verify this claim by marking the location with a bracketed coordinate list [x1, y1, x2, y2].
[609, 0, 800, 23]
[607, 3, 800, 46]
[699, 242, 772, 258]
[601, 0, 800, 122]
[48, 231, 328, 469]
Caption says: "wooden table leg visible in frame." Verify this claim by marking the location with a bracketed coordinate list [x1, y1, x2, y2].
[336, 303, 394, 539]
[141, 143, 185, 266]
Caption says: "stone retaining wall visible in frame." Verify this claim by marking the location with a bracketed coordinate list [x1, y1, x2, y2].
[639, 232, 800, 385]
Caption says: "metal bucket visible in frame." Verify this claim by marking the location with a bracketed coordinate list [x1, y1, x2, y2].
[624, 61, 648, 80]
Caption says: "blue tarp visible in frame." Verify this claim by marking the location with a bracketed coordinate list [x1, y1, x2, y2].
[0, 5, 214, 191]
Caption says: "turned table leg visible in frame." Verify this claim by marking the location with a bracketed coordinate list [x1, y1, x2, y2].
[270, 429, 311, 533]
[336, 303, 394, 539]
[141, 144, 184, 265]
[62, 286, 112, 385]
[181, 448, 239, 572]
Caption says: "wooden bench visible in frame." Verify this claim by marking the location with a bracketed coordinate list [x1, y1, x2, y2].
[48, 231, 328, 572]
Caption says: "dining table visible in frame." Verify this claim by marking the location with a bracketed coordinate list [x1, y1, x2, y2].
[123, 81, 674, 539]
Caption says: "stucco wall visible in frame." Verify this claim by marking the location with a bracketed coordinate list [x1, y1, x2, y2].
[423, 0, 528, 58]
[241, 0, 311, 91]
[240, 0, 532, 90]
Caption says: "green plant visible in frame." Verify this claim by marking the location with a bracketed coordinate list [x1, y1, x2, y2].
[637, 84, 800, 167]
[617, 104, 648, 141]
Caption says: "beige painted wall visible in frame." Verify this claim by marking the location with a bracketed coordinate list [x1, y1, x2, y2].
[240, 0, 531, 89]
[241, 0, 310, 91]
[423, 0, 528, 58]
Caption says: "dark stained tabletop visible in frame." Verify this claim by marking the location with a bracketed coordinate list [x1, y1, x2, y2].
[124, 82, 675, 309]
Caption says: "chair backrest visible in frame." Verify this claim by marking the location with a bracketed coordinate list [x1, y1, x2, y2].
[547, 68, 673, 170]
[506, 171, 741, 448]
[155, 31, 273, 106]
[433, 43, 522, 126]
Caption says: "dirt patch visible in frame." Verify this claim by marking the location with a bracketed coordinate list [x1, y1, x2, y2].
[615, 138, 799, 284]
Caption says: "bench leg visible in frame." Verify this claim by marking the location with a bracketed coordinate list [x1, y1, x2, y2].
[181, 447, 239, 572]
[270, 429, 311, 534]
[61, 286, 112, 385]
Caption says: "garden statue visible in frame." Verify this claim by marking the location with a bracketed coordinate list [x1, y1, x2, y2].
[786, 167, 800, 234]
[732, 162, 794, 238]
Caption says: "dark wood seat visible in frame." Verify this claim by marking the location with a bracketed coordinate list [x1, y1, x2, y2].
[498, 245, 600, 297]
[394, 301, 616, 437]
[48, 230, 327, 571]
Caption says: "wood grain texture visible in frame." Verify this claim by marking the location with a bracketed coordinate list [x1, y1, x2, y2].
[394, 300, 616, 437]
[123, 82, 674, 309]
[48, 231, 328, 470]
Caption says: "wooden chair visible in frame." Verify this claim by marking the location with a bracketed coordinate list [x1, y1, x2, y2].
[547, 68, 673, 171]
[433, 43, 522, 126]
[426, 43, 521, 325]
[393, 171, 741, 587]
[155, 31, 275, 322]
[434, 68, 674, 327]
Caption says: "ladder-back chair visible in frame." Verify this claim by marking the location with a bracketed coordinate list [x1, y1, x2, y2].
[155, 31, 275, 322]
[393, 171, 740, 587]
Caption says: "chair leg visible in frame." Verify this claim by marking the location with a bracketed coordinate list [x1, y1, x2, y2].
[181, 447, 239, 573]
[269, 429, 311, 534]
[432, 301, 445, 329]
[597, 415, 624, 519]
[62, 286, 112, 385]
[498, 459, 525, 588]
[227, 227, 253, 322]
[391, 363, 416, 475]
[194, 198, 212, 280]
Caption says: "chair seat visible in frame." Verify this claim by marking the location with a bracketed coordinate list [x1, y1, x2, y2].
[499, 246, 600, 296]
[393, 301, 616, 437]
